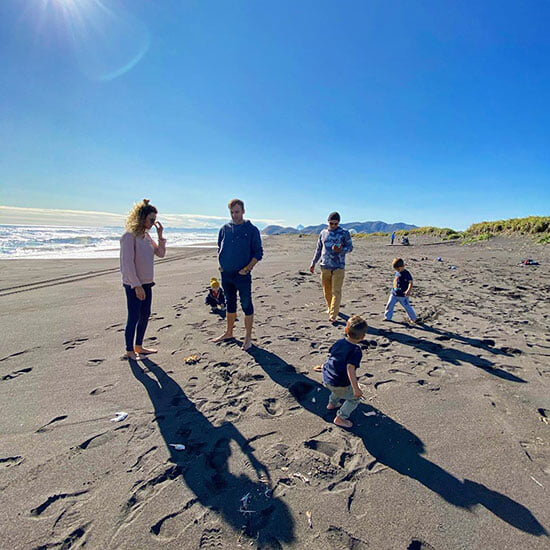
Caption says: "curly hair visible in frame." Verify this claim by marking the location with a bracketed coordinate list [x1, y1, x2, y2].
[125, 199, 158, 235]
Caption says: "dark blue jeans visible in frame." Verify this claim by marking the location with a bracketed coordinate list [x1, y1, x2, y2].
[124, 283, 154, 351]
[221, 271, 253, 315]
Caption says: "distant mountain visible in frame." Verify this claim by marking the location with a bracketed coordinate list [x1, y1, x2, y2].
[262, 221, 417, 235]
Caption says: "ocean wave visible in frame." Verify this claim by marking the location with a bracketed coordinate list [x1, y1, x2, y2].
[0, 225, 217, 259]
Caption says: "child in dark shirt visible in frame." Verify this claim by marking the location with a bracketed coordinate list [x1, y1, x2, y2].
[205, 277, 226, 311]
[384, 258, 418, 323]
[321, 315, 368, 428]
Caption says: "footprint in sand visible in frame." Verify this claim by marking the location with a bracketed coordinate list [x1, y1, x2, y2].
[388, 368, 413, 376]
[157, 324, 172, 332]
[304, 439, 338, 458]
[30, 489, 90, 517]
[86, 358, 105, 366]
[520, 439, 550, 475]
[0, 456, 24, 469]
[199, 527, 224, 549]
[1, 367, 32, 381]
[105, 323, 124, 331]
[373, 379, 398, 390]
[408, 539, 436, 550]
[0, 348, 37, 362]
[263, 398, 283, 417]
[325, 526, 368, 550]
[36, 415, 68, 433]
[89, 384, 114, 395]
[63, 338, 89, 351]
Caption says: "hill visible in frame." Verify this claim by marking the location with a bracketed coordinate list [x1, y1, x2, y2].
[262, 221, 417, 235]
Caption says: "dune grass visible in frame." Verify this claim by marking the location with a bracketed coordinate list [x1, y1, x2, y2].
[465, 216, 550, 235]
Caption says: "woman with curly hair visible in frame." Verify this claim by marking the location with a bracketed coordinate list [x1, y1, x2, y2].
[120, 199, 166, 360]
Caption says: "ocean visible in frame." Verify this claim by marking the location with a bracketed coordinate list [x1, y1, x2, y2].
[0, 225, 218, 259]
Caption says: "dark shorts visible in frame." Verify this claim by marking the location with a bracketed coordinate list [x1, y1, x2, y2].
[221, 271, 253, 315]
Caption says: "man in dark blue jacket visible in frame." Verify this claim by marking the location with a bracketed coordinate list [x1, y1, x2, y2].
[213, 199, 263, 350]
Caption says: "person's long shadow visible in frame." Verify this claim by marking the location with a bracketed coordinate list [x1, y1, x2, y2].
[129, 357, 294, 545]
[370, 327, 526, 383]
[246, 347, 547, 537]
[412, 323, 516, 358]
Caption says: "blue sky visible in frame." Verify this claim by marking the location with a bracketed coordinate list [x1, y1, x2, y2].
[1, 0, 549, 230]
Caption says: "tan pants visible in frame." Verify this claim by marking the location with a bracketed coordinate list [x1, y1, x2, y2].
[320, 268, 345, 318]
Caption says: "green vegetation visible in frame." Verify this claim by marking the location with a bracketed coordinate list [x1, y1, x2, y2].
[462, 233, 493, 245]
[465, 216, 550, 236]
[395, 226, 460, 239]
[461, 216, 550, 245]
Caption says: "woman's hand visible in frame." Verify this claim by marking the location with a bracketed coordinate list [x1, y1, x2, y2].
[238, 267, 249, 275]
[154, 220, 164, 239]
[135, 286, 146, 301]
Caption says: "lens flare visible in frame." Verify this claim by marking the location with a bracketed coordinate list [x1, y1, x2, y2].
[39, 0, 150, 81]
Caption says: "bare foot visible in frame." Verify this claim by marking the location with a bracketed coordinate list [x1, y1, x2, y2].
[327, 403, 340, 410]
[242, 339, 253, 351]
[313, 365, 323, 372]
[333, 416, 353, 428]
[329, 317, 336, 323]
[134, 346, 157, 355]
[123, 351, 139, 360]
[212, 332, 233, 343]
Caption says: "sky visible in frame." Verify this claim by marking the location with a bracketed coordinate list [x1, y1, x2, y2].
[1, 0, 549, 231]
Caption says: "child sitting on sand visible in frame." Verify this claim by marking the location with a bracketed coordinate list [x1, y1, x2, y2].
[205, 277, 226, 311]
[316, 315, 368, 428]
[384, 258, 419, 323]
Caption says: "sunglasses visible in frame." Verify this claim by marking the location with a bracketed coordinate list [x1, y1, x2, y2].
[328, 221, 339, 226]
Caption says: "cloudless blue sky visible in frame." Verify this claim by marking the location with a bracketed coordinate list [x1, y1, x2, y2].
[1, 0, 549, 229]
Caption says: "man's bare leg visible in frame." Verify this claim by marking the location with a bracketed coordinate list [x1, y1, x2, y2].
[242, 314, 254, 350]
[213, 312, 236, 342]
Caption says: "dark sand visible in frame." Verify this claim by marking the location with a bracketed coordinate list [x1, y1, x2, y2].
[0, 236, 549, 549]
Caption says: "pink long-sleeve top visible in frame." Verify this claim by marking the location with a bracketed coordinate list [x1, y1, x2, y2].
[120, 231, 166, 288]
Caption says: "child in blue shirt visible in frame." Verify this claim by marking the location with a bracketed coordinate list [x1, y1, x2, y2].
[384, 258, 419, 323]
[319, 315, 368, 428]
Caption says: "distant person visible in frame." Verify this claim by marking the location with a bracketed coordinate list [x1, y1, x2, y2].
[391, 231, 395, 245]
[401, 235, 410, 246]
[319, 315, 368, 428]
[213, 199, 263, 351]
[309, 212, 353, 322]
[384, 258, 419, 323]
[120, 199, 166, 360]
[205, 277, 226, 312]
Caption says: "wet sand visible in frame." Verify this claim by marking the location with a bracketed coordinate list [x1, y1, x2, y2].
[0, 235, 549, 549]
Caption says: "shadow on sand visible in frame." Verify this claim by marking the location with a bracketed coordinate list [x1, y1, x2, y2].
[129, 357, 295, 545]
[246, 347, 547, 537]
[369, 326, 526, 383]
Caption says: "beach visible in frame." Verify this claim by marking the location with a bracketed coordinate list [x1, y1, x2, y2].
[0, 235, 549, 549]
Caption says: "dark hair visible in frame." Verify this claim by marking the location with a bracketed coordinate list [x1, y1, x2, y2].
[328, 211, 340, 222]
[347, 315, 368, 340]
[228, 198, 245, 210]
[392, 258, 405, 269]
